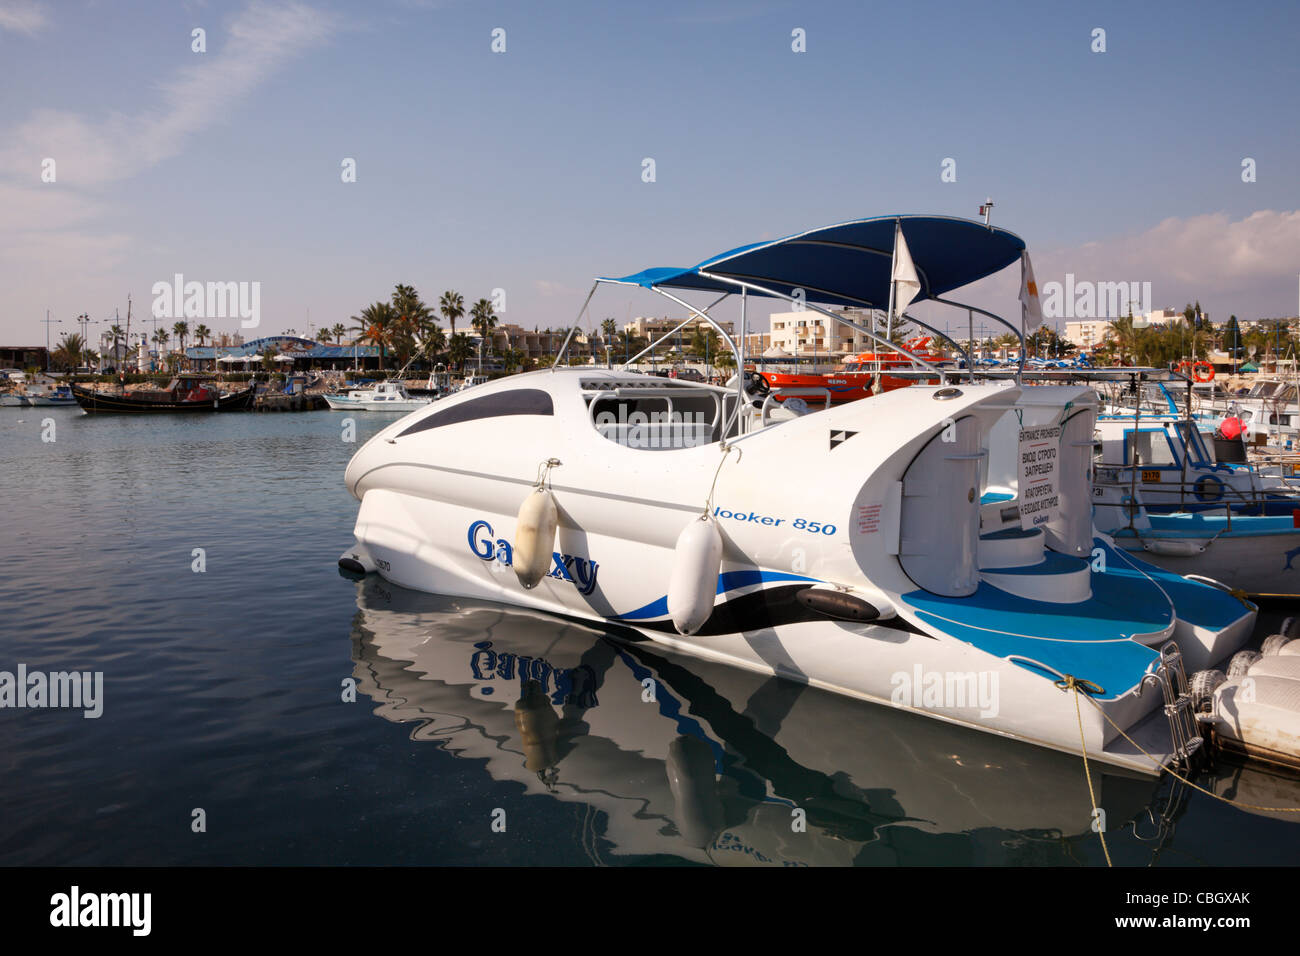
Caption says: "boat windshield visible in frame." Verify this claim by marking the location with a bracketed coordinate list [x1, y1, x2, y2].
[1175, 421, 1210, 462]
[582, 378, 737, 450]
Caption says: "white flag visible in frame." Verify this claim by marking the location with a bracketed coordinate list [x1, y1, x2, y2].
[890, 222, 921, 317]
[1019, 250, 1043, 330]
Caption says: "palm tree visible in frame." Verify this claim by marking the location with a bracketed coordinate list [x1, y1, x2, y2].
[351, 302, 397, 369]
[1104, 314, 1138, 366]
[600, 318, 618, 368]
[172, 321, 189, 353]
[331, 323, 346, 344]
[470, 298, 498, 352]
[391, 284, 434, 366]
[421, 323, 447, 363]
[51, 332, 86, 370]
[447, 332, 473, 373]
[108, 324, 124, 365]
[194, 324, 212, 347]
[440, 291, 465, 338]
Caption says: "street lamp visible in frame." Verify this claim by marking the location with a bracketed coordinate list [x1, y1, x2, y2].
[40, 310, 62, 371]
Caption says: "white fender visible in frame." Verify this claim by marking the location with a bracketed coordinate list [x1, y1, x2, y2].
[514, 488, 558, 589]
[668, 515, 724, 635]
[1142, 537, 1209, 556]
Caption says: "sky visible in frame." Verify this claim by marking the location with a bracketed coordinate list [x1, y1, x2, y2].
[1, 0, 1298, 350]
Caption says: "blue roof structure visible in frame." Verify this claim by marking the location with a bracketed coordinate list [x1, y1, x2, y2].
[600, 214, 1026, 308]
[185, 335, 380, 360]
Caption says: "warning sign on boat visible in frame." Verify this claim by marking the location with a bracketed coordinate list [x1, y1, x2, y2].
[1018, 425, 1061, 530]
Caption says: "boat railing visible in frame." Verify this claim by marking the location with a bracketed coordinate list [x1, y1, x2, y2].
[759, 387, 832, 429]
[1094, 459, 1300, 530]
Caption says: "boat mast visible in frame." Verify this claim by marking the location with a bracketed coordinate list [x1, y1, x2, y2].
[123, 295, 132, 384]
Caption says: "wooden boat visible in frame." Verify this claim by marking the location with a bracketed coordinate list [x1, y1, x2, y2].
[70, 375, 255, 413]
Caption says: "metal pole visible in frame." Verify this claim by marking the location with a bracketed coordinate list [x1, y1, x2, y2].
[552, 282, 599, 370]
[698, 272, 945, 375]
[620, 292, 731, 368]
[737, 288, 747, 432]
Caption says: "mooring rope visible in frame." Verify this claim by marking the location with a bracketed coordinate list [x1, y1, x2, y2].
[1057, 674, 1300, 859]
[1058, 675, 1112, 866]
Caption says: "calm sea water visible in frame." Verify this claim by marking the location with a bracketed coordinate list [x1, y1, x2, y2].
[1, 406, 1298, 866]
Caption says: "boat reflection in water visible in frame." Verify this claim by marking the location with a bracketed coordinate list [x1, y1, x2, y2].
[345, 577, 1287, 865]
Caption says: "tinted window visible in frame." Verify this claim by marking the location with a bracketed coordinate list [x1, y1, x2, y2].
[398, 388, 553, 438]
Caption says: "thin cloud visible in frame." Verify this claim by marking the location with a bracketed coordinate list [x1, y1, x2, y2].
[0, 2, 340, 185]
[0, 0, 48, 35]
[1037, 210, 1300, 318]
[909, 209, 1300, 336]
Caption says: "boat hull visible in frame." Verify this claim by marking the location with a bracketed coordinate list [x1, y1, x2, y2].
[70, 383, 255, 413]
[762, 369, 937, 403]
[344, 488, 1240, 776]
[22, 396, 77, 406]
[339, 370, 1255, 775]
[324, 394, 431, 411]
[1112, 523, 1300, 598]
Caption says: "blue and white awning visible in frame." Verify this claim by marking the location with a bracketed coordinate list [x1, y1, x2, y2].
[599, 214, 1026, 308]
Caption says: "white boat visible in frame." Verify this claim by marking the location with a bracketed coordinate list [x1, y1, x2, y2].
[20, 383, 76, 406]
[346, 579, 1185, 863]
[1095, 381, 1300, 515]
[339, 214, 1259, 775]
[1093, 482, 1300, 598]
[323, 381, 433, 411]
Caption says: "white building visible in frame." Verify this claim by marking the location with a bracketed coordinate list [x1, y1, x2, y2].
[767, 308, 880, 356]
[1064, 309, 1184, 349]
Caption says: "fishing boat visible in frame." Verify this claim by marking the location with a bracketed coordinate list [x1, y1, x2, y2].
[761, 336, 945, 404]
[1095, 378, 1300, 515]
[339, 214, 1260, 775]
[70, 374, 255, 413]
[323, 381, 432, 411]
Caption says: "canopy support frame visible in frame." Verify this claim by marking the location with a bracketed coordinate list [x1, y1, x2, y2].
[551, 282, 599, 370]
[695, 271, 945, 377]
[929, 295, 1023, 384]
[616, 291, 733, 369]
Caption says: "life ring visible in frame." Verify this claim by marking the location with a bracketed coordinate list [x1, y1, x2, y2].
[1192, 361, 1215, 382]
[1193, 475, 1225, 502]
[1176, 360, 1192, 377]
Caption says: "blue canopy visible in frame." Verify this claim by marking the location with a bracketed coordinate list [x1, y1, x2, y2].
[600, 214, 1026, 308]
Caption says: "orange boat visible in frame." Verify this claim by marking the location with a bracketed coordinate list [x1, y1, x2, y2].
[758, 336, 945, 404]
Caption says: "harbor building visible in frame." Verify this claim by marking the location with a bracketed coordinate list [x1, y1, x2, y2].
[623, 316, 736, 345]
[767, 307, 879, 357]
[0, 345, 49, 369]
